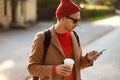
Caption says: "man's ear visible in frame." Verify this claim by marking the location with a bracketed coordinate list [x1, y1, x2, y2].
[61, 17, 67, 22]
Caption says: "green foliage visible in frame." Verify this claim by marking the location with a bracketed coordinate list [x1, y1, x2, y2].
[37, 0, 116, 21]
[85, 0, 93, 4]
[80, 5, 115, 20]
[102, 0, 117, 6]
[94, 0, 117, 6]
[74, 0, 87, 4]
[83, 14, 116, 21]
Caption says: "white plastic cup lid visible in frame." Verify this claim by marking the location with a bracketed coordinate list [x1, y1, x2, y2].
[64, 58, 74, 65]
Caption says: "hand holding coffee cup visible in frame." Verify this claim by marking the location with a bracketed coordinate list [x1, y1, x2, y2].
[64, 58, 75, 75]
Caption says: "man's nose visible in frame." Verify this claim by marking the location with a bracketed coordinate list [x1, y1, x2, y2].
[75, 22, 80, 26]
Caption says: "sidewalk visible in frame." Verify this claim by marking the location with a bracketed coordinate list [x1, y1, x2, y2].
[82, 28, 120, 80]
[75, 15, 120, 46]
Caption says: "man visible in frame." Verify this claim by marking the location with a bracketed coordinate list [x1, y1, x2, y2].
[27, 0, 99, 80]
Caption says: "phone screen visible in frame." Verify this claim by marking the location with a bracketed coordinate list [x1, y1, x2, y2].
[90, 48, 107, 59]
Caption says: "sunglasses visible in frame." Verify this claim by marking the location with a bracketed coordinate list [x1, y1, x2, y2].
[66, 16, 80, 24]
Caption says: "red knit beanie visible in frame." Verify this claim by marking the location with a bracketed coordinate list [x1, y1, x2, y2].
[56, 0, 80, 18]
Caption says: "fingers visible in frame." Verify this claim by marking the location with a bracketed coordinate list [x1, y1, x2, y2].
[58, 66, 71, 76]
[87, 50, 100, 61]
[56, 64, 72, 76]
[91, 55, 98, 61]
[90, 50, 98, 54]
[93, 53, 101, 60]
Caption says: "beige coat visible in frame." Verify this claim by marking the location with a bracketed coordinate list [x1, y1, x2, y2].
[27, 26, 93, 80]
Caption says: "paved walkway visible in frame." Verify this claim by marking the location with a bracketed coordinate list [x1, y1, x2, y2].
[75, 15, 120, 46]
[82, 28, 120, 80]
[0, 16, 119, 80]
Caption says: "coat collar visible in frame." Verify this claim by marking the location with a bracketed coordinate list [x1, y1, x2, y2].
[49, 26, 65, 57]
[49, 25, 80, 59]
[71, 32, 81, 61]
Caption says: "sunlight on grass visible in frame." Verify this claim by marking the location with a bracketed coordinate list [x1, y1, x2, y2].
[82, 14, 117, 22]
[85, 5, 110, 10]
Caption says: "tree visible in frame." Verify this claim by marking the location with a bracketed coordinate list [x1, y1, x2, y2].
[11, 0, 18, 23]
[114, 0, 120, 10]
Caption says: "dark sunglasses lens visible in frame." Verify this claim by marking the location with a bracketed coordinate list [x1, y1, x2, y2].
[74, 19, 79, 24]
[66, 16, 79, 24]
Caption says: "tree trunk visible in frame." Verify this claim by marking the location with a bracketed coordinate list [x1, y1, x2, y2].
[115, 0, 120, 10]
[11, 0, 18, 23]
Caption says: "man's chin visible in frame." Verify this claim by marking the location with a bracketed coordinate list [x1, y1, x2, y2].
[72, 26, 75, 30]
[69, 29, 74, 32]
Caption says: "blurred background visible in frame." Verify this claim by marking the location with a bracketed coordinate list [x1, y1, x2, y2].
[0, 0, 120, 29]
[0, 0, 120, 80]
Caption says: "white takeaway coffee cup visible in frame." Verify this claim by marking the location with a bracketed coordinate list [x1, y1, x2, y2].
[64, 58, 75, 68]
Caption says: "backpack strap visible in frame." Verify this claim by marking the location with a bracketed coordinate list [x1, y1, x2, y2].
[43, 30, 51, 63]
[73, 31, 80, 47]
[33, 77, 38, 80]
[33, 30, 51, 80]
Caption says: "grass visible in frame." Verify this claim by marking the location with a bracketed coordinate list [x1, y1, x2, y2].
[85, 5, 112, 10]
[82, 14, 117, 22]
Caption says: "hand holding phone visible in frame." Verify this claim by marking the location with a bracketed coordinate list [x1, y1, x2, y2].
[89, 48, 107, 59]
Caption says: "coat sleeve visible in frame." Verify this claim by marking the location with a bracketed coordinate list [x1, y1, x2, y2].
[77, 38, 93, 70]
[27, 32, 53, 77]
[80, 53, 93, 70]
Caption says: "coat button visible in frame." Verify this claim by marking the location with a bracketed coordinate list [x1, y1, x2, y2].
[45, 76, 49, 79]
[61, 62, 64, 64]
[61, 76, 65, 80]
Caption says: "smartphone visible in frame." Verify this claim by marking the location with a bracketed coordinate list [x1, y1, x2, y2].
[90, 48, 107, 59]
